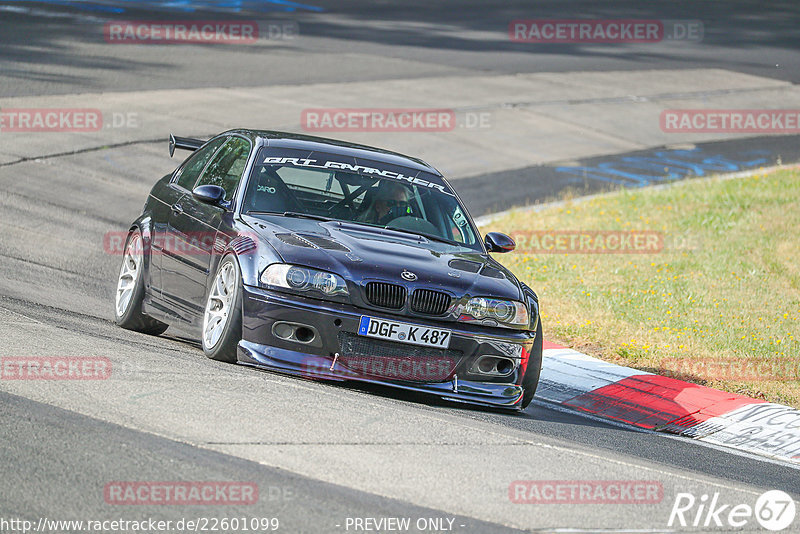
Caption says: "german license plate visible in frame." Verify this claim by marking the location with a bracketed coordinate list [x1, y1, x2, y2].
[357, 316, 451, 349]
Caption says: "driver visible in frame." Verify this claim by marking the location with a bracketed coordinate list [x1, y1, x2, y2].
[358, 181, 412, 225]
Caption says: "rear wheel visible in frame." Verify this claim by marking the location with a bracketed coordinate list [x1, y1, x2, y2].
[114, 230, 168, 335]
[202, 255, 243, 363]
[520, 319, 543, 409]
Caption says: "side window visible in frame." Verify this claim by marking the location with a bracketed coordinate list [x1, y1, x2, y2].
[175, 136, 227, 190]
[196, 137, 251, 201]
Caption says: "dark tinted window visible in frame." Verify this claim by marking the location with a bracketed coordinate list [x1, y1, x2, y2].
[195, 136, 251, 201]
[175, 136, 227, 190]
[243, 148, 480, 250]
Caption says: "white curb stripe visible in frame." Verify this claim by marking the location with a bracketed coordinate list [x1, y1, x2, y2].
[538, 347, 649, 404]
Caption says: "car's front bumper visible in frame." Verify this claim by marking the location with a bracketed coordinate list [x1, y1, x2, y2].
[237, 285, 536, 409]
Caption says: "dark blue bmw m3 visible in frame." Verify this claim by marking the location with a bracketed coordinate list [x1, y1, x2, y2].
[114, 129, 542, 409]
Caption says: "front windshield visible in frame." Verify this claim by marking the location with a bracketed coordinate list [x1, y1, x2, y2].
[242, 148, 481, 250]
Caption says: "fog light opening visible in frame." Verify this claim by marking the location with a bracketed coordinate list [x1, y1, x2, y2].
[496, 358, 513, 375]
[472, 356, 516, 377]
[295, 326, 315, 343]
[478, 358, 495, 373]
[272, 322, 319, 345]
[273, 322, 295, 340]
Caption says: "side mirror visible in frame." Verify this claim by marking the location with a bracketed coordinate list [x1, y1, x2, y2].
[484, 232, 515, 253]
[192, 184, 226, 205]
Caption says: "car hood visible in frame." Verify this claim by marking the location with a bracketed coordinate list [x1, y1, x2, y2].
[242, 214, 523, 302]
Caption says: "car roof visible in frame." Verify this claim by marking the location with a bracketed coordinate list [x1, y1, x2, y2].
[222, 129, 442, 176]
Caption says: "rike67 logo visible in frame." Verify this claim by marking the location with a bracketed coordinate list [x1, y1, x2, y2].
[669, 490, 796, 531]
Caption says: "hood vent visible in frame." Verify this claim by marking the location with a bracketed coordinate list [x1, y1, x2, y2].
[275, 233, 350, 252]
[480, 265, 506, 279]
[276, 233, 315, 248]
[448, 259, 482, 273]
[298, 234, 351, 252]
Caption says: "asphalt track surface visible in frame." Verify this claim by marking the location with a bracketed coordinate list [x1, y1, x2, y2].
[1, 0, 799, 98]
[1, 1, 800, 532]
[460, 134, 800, 217]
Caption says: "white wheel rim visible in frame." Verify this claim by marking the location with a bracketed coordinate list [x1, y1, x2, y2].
[115, 233, 142, 318]
[203, 261, 237, 349]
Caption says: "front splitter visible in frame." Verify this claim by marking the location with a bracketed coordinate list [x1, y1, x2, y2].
[237, 340, 525, 410]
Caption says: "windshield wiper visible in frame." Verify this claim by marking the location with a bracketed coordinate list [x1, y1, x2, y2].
[248, 211, 462, 245]
[282, 211, 335, 222]
[247, 211, 333, 222]
[382, 226, 460, 246]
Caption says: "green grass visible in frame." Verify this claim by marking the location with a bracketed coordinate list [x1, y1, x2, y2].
[482, 168, 800, 407]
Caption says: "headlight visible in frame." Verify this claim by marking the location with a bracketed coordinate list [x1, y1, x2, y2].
[459, 297, 528, 328]
[261, 264, 349, 298]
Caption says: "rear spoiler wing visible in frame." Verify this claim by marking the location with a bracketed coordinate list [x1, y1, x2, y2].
[169, 134, 204, 157]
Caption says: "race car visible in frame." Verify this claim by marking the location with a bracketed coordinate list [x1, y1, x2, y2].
[114, 129, 542, 409]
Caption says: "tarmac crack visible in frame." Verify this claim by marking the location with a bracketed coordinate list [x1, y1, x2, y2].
[0, 84, 785, 170]
[206, 441, 530, 446]
[501, 84, 789, 110]
[0, 136, 166, 169]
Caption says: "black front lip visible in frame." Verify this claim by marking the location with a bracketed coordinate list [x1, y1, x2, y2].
[237, 285, 535, 409]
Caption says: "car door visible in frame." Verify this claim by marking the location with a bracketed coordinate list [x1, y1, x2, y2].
[161, 135, 252, 322]
[152, 136, 228, 304]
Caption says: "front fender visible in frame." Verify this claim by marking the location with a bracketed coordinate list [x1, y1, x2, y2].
[208, 223, 282, 292]
[123, 214, 158, 294]
[520, 282, 540, 333]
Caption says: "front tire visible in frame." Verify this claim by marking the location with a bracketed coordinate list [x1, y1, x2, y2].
[202, 255, 243, 363]
[114, 230, 168, 335]
[520, 319, 543, 409]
